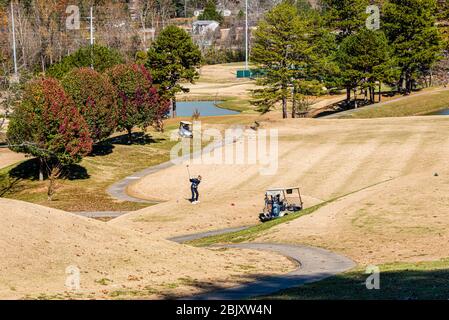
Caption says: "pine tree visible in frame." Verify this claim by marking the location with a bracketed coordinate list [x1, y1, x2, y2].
[146, 26, 202, 117]
[251, 2, 313, 118]
[320, 0, 370, 100]
[198, 0, 223, 23]
[336, 29, 397, 106]
[320, 0, 369, 40]
[384, 0, 442, 93]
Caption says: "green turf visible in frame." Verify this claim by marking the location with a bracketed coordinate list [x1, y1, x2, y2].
[186, 202, 329, 247]
[218, 98, 254, 113]
[0, 124, 188, 212]
[339, 88, 449, 118]
[262, 258, 449, 300]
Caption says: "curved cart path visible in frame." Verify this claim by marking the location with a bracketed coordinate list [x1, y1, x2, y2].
[171, 230, 355, 300]
[195, 243, 354, 300]
[104, 131, 355, 300]
[107, 133, 241, 203]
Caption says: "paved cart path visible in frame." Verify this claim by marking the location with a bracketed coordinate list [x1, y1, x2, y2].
[170, 230, 355, 300]
[102, 131, 356, 299]
[106, 132, 241, 203]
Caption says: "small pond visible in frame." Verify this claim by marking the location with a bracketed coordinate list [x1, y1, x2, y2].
[170, 101, 240, 117]
[426, 108, 449, 116]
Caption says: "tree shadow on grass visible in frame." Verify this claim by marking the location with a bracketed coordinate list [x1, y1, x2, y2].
[105, 132, 166, 146]
[152, 266, 449, 300]
[7, 158, 89, 181]
[313, 98, 383, 118]
[62, 163, 89, 180]
[84, 131, 169, 158]
[149, 273, 265, 300]
[261, 268, 449, 300]
[89, 143, 115, 157]
[1, 131, 167, 196]
[8, 158, 41, 181]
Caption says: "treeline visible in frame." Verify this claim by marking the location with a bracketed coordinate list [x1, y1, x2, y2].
[0, 0, 175, 74]
[251, 0, 448, 118]
[0, 0, 273, 75]
[6, 62, 168, 182]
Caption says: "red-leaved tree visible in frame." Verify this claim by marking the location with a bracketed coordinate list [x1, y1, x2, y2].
[7, 77, 93, 183]
[62, 67, 119, 143]
[106, 63, 169, 142]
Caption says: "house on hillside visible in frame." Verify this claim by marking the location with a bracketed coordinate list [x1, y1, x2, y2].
[192, 20, 220, 47]
[192, 20, 220, 35]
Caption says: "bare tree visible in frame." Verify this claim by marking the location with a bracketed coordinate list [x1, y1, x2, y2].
[158, 0, 175, 27]
[46, 161, 62, 201]
[132, 0, 158, 50]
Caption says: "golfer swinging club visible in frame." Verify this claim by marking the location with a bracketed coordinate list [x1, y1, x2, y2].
[187, 165, 202, 204]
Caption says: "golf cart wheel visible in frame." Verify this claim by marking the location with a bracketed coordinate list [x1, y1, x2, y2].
[287, 205, 302, 212]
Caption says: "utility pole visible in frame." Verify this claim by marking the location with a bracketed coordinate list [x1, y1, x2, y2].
[185, 0, 187, 18]
[89, 7, 94, 46]
[10, 1, 18, 79]
[88, 7, 94, 69]
[245, 0, 248, 71]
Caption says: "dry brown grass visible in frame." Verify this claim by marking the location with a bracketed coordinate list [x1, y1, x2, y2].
[115, 116, 449, 266]
[0, 198, 295, 299]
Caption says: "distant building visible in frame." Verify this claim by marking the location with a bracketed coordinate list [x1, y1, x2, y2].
[192, 20, 219, 35]
[194, 9, 231, 17]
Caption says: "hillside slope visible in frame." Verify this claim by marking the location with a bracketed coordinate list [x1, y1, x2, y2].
[0, 198, 293, 299]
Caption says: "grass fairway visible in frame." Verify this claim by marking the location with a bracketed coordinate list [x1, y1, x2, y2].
[180, 63, 258, 113]
[0, 115, 259, 212]
[186, 178, 394, 247]
[338, 88, 449, 118]
[0, 128, 177, 212]
[186, 203, 328, 247]
[263, 259, 449, 300]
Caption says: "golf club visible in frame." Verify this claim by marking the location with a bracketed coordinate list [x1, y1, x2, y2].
[186, 165, 191, 179]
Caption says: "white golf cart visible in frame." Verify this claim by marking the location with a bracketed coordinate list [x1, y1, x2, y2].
[178, 121, 193, 138]
[259, 187, 304, 222]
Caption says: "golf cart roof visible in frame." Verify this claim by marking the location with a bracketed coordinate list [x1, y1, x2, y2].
[266, 187, 300, 192]
[180, 121, 192, 125]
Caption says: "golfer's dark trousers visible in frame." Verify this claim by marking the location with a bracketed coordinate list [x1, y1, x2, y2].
[191, 187, 199, 202]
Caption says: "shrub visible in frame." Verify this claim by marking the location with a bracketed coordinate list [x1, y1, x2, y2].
[47, 45, 124, 79]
